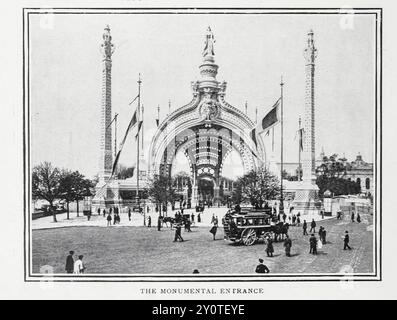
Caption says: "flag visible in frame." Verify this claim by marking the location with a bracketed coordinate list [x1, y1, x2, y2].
[298, 128, 304, 151]
[295, 127, 304, 151]
[128, 94, 139, 105]
[110, 109, 138, 177]
[135, 120, 143, 140]
[258, 98, 281, 134]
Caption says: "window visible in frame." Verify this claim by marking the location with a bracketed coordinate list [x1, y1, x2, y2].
[365, 178, 370, 190]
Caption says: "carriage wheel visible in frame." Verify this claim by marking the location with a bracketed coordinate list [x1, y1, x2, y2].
[263, 231, 273, 240]
[242, 228, 257, 246]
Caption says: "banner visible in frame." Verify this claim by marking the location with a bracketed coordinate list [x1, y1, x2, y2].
[110, 109, 138, 177]
[259, 98, 281, 133]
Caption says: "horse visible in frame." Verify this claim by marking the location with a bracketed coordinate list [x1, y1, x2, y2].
[161, 216, 176, 228]
[273, 222, 289, 242]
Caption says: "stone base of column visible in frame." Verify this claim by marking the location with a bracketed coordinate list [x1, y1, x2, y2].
[92, 179, 121, 209]
[192, 186, 199, 206]
[291, 182, 323, 217]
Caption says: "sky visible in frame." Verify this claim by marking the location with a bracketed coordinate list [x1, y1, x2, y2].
[30, 12, 376, 179]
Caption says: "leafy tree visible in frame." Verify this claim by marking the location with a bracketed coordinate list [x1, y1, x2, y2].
[231, 180, 243, 204]
[117, 165, 135, 180]
[32, 162, 61, 222]
[59, 170, 94, 219]
[316, 153, 347, 178]
[316, 175, 361, 198]
[233, 166, 281, 208]
[316, 153, 360, 197]
[73, 174, 94, 216]
[148, 174, 178, 217]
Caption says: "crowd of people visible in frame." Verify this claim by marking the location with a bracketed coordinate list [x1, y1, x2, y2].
[63, 202, 362, 274]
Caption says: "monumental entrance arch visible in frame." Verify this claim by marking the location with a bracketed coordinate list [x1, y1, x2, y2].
[148, 27, 266, 204]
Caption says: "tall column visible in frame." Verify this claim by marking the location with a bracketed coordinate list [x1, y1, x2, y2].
[302, 29, 317, 184]
[98, 25, 114, 182]
[291, 30, 322, 217]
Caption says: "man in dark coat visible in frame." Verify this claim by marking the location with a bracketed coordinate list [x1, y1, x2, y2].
[147, 215, 151, 227]
[106, 213, 112, 227]
[357, 213, 361, 223]
[343, 231, 352, 250]
[266, 237, 274, 257]
[255, 259, 270, 273]
[173, 223, 184, 242]
[322, 228, 327, 244]
[351, 212, 355, 223]
[283, 235, 292, 257]
[157, 216, 162, 231]
[65, 251, 74, 274]
[303, 220, 308, 235]
[309, 234, 317, 254]
[318, 226, 324, 243]
[309, 219, 316, 233]
[128, 207, 131, 221]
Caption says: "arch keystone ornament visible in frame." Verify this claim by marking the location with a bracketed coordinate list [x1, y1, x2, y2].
[148, 27, 266, 205]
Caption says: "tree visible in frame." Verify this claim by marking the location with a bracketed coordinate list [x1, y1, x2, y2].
[58, 169, 75, 220]
[316, 154, 360, 197]
[233, 166, 281, 208]
[59, 170, 94, 219]
[32, 162, 61, 222]
[117, 165, 135, 180]
[148, 174, 177, 217]
[73, 174, 94, 217]
[316, 175, 361, 198]
[316, 153, 347, 178]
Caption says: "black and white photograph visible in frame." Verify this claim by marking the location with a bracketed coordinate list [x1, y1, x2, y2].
[24, 7, 381, 281]
[2, 0, 397, 300]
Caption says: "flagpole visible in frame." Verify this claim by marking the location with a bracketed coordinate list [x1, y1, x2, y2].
[157, 104, 160, 127]
[298, 116, 302, 181]
[141, 104, 144, 152]
[114, 113, 118, 159]
[137, 73, 142, 220]
[280, 76, 284, 216]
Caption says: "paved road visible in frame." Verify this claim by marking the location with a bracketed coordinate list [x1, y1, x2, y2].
[32, 213, 373, 275]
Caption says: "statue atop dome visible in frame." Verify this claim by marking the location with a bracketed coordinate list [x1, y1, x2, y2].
[203, 26, 215, 57]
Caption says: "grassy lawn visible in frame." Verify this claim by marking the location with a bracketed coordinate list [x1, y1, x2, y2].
[32, 215, 374, 274]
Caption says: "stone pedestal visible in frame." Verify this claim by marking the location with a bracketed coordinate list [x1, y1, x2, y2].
[92, 179, 121, 210]
[291, 182, 322, 216]
[192, 185, 199, 205]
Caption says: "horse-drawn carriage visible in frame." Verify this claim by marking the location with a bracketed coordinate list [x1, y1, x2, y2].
[222, 208, 289, 246]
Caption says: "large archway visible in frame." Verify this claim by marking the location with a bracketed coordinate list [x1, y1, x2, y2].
[148, 28, 266, 204]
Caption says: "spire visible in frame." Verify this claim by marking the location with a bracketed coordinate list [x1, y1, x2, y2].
[101, 25, 114, 61]
[304, 29, 317, 65]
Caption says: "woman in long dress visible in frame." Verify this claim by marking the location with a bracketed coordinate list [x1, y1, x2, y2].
[209, 216, 218, 240]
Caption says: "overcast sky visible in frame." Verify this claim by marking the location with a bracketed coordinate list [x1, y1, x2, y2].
[30, 12, 376, 179]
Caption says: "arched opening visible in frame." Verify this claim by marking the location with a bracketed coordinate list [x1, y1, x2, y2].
[356, 177, 361, 186]
[171, 150, 191, 177]
[198, 176, 214, 204]
[221, 149, 244, 180]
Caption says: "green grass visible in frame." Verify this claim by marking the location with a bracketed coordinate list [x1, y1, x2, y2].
[32, 216, 374, 274]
